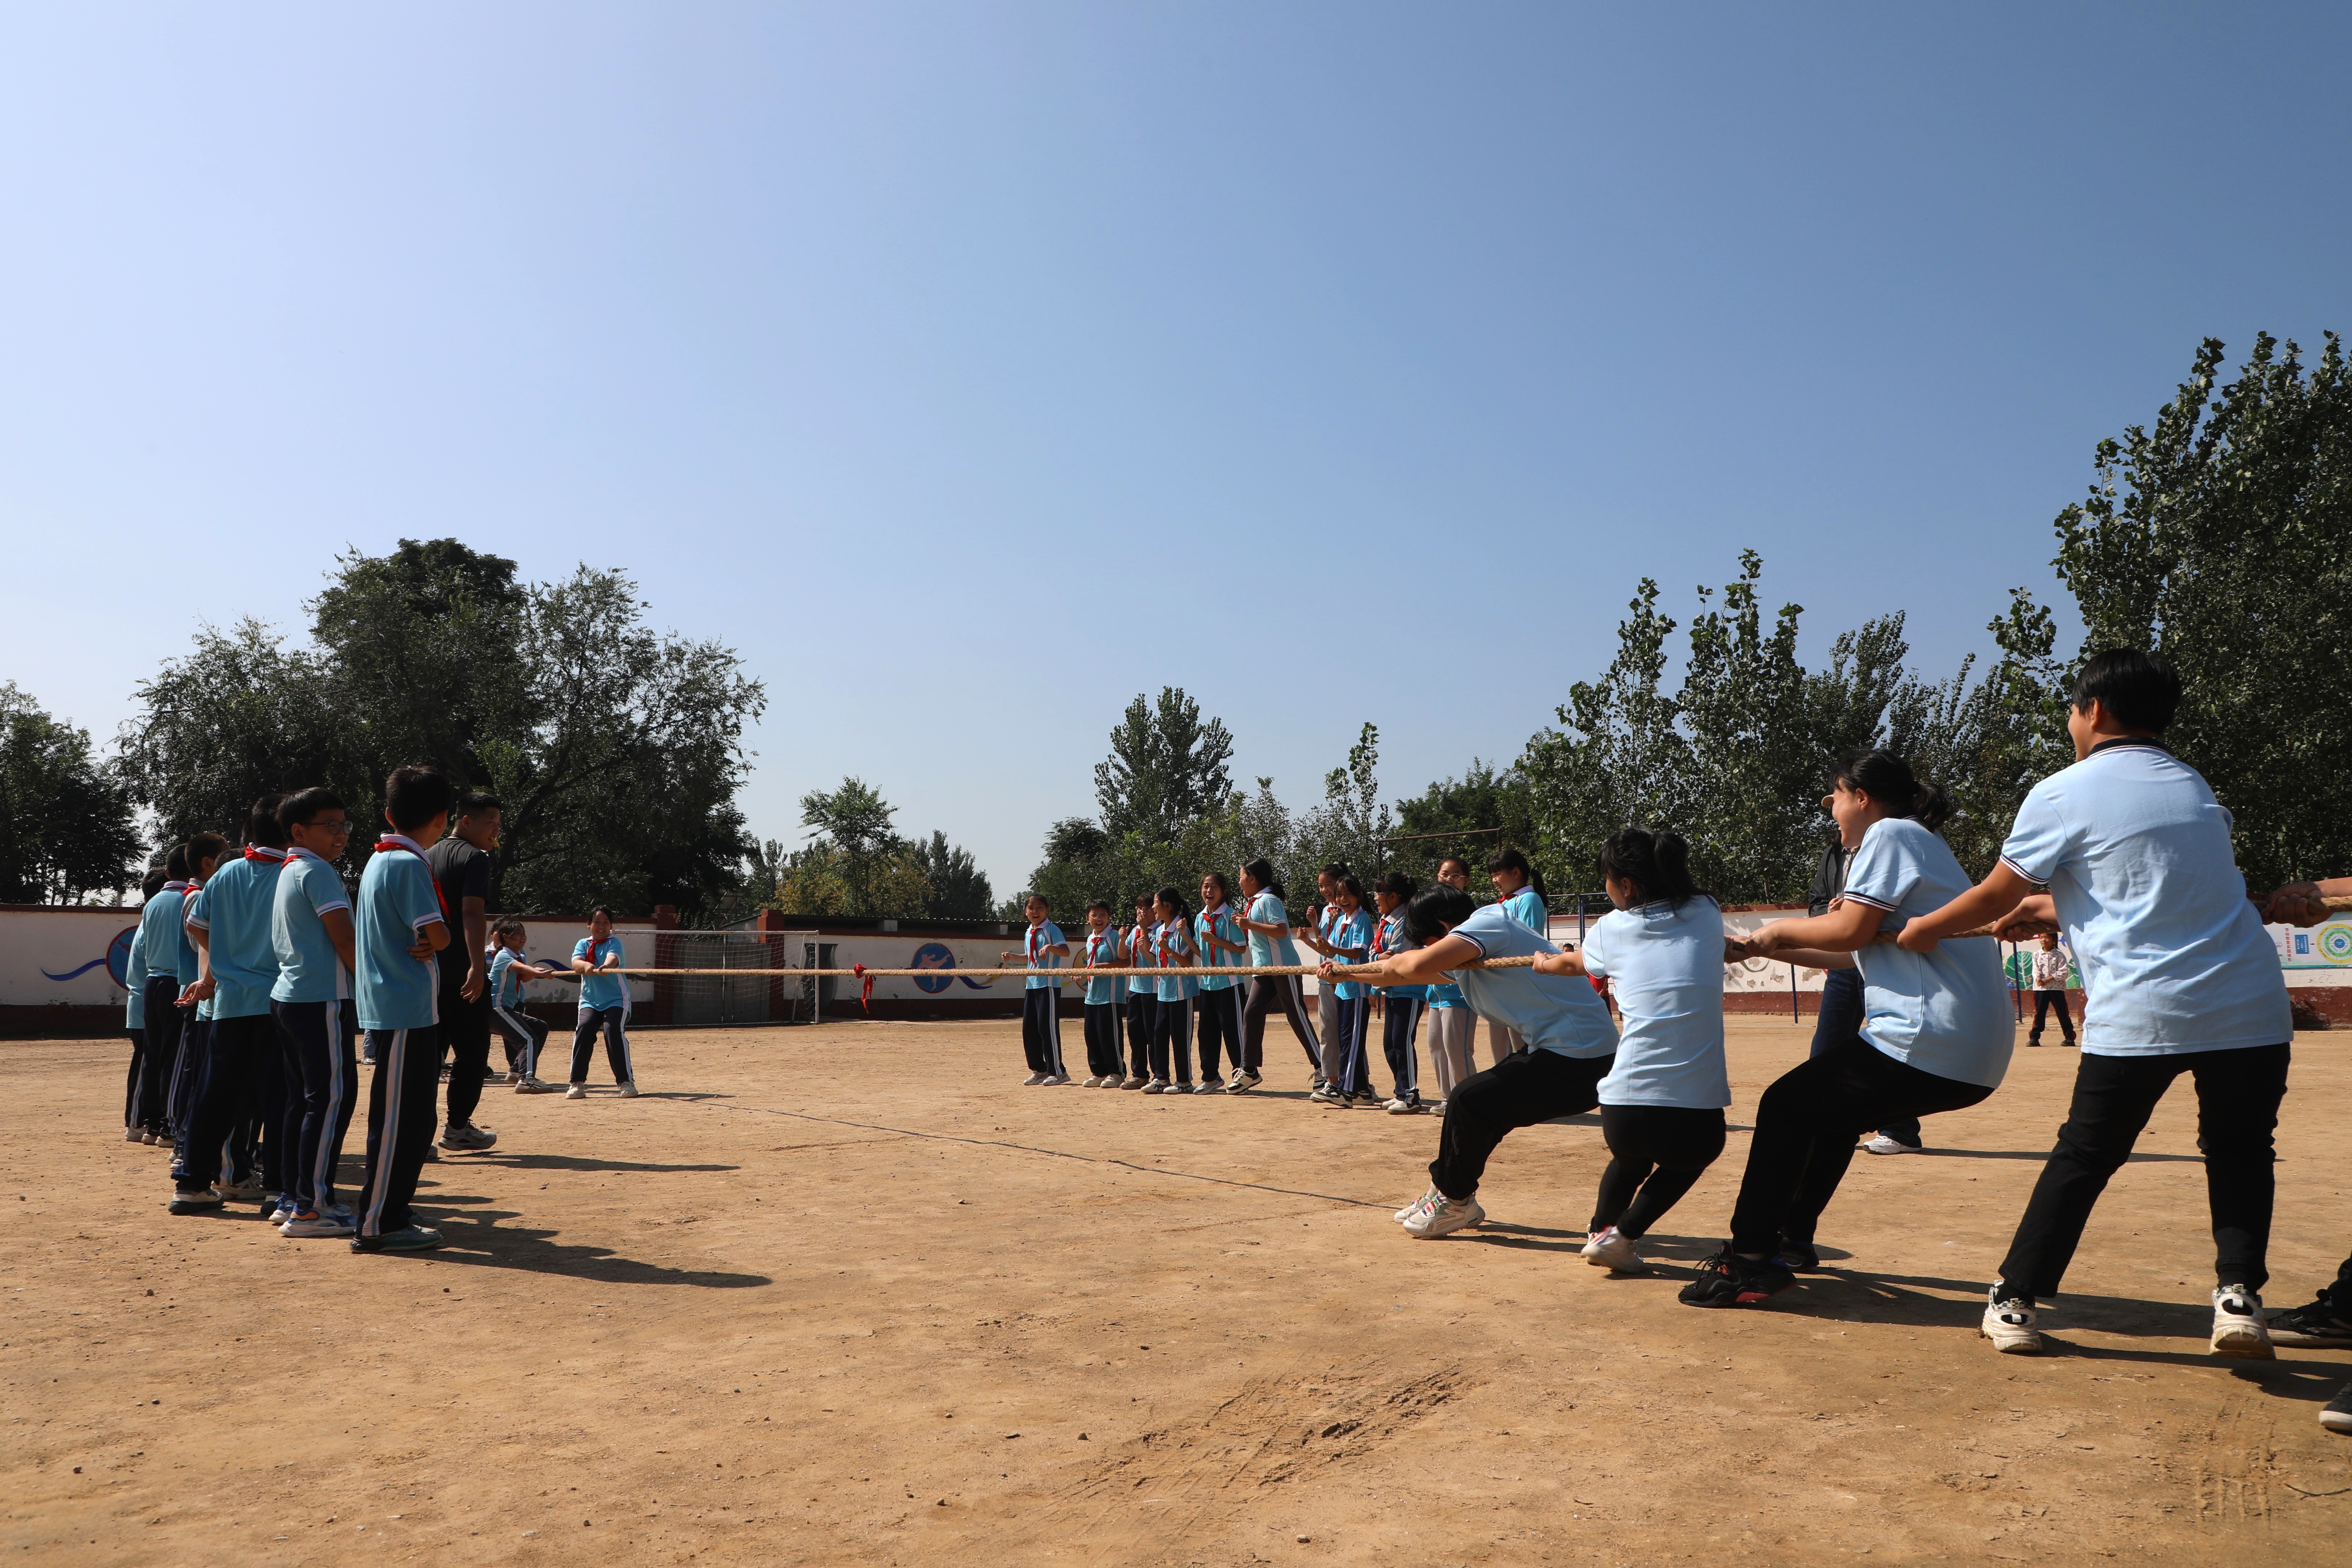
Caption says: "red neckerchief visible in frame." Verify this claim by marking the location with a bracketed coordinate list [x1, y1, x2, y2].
[1126, 925, 1150, 967]
[164, 880, 190, 893]
[1200, 905, 1228, 966]
[1027, 920, 1051, 967]
[1087, 929, 1114, 965]
[375, 835, 452, 925]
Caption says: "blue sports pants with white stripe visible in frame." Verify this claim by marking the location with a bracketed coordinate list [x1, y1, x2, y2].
[358, 1024, 443, 1238]
[274, 999, 360, 1216]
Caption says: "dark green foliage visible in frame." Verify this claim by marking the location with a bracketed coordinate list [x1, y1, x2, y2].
[2054, 333, 2352, 886]
[1391, 758, 1534, 892]
[0, 685, 142, 903]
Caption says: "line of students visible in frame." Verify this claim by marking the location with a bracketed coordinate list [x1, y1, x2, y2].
[130, 766, 644, 1256]
[1342, 650, 2348, 1436]
[1008, 850, 1553, 1105]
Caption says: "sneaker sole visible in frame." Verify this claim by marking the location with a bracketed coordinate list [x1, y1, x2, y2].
[2272, 1331, 2352, 1349]
[1981, 1328, 2043, 1354]
[2320, 1409, 2352, 1435]
[2210, 1330, 2276, 1360]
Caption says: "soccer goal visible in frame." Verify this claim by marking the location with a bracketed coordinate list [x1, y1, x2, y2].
[652, 929, 808, 1027]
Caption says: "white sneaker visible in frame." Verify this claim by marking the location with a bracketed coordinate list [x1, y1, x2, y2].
[123, 1126, 144, 1143]
[1023, 1071, 1049, 1086]
[1981, 1288, 2043, 1353]
[1402, 1193, 1485, 1239]
[1043, 1073, 1071, 1085]
[1581, 1225, 1644, 1271]
[1384, 1096, 1427, 1115]
[269, 1198, 296, 1226]
[1308, 1086, 1345, 1106]
[1394, 1186, 1438, 1224]
[1141, 1079, 1170, 1094]
[2211, 1284, 2276, 1359]
[1191, 1080, 1224, 1094]
[1862, 1134, 1923, 1156]
[1120, 1075, 1147, 1090]
[1230, 1071, 1261, 1094]
[1078, 1075, 1104, 1087]
[438, 1121, 498, 1152]
[282, 1207, 357, 1239]
[615, 1081, 639, 1098]
[565, 1084, 587, 1100]
[516, 1076, 559, 1094]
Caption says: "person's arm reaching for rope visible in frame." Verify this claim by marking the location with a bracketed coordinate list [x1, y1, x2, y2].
[1316, 934, 1481, 990]
[2265, 877, 2352, 927]
[1741, 898, 1888, 958]
[1529, 947, 1588, 978]
[1896, 862, 2050, 952]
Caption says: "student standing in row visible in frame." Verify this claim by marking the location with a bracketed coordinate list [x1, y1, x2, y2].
[169, 798, 290, 1215]
[1146, 887, 1198, 1093]
[270, 789, 362, 1237]
[132, 848, 192, 1144]
[1696, 750, 2012, 1307]
[1235, 857, 1318, 1092]
[569, 905, 639, 1096]
[1121, 894, 1157, 1089]
[1349, 883, 1618, 1236]
[1193, 873, 1248, 1095]
[1896, 651, 2295, 1361]
[428, 790, 501, 1151]
[1003, 892, 1069, 1085]
[1485, 849, 1548, 1065]
[1527, 829, 1729, 1273]
[121, 864, 165, 1141]
[1309, 865, 1348, 1087]
[1300, 875, 1373, 1106]
[167, 832, 228, 1155]
[1422, 857, 1480, 1109]
[1077, 900, 1125, 1085]
[487, 919, 559, 1092]
[1371, 872, 1428, 1114]
[353, 766, 455, 1254]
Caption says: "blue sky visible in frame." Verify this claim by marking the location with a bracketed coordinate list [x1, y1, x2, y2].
[3, 4, 2346, 898]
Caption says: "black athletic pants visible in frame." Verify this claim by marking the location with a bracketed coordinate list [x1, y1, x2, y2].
[1195, 987, 1245, 1083]
[569, 1005, 635, 1085]
[358, 1024, 443, 1238]
[1150, 996, 1194, 1085]
[125, 1027, 146, 1132]
[1809, 965, 1922, 1146]
[491, 1004, 551, 1080]
[136, 976, 182, 1132]
[2029, 989, 2075, 1044]
[275, 999, 359, 1216]
[176, 1014, 281, 1194]
[168, 1013, 208, 1144]
[1729, 1034, 1993, 1255]
[1381, 993, 1424, 1104]
[1430, 1047, 1613, 1200]
[1082, 1002, 1123, 1079]
[1243, 975, 1321, 1077]
[1330, 997, 1372, 1097]
[1592, 1104, 1726, 1238]
[1124, 993, 1156, 1079]
[1996, 1043, 2290, 1301]
[440, 983, 494, 1126]
[1019, 988, 1065, 1076]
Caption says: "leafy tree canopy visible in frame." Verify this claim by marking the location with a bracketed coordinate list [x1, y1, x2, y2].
[0, 684, 141, 904]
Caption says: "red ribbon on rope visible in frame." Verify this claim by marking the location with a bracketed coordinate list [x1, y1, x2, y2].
[853, 963, 872, 1014]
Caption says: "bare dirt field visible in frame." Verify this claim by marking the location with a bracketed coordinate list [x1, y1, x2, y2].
[5, 1017, 2349, 1567]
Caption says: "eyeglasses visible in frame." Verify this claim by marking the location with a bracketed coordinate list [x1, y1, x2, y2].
[301, 819, 355, 836]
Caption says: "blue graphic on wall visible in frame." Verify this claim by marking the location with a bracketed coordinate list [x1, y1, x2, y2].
[43, 926, 139, 986]
[908, 943, 997, 992]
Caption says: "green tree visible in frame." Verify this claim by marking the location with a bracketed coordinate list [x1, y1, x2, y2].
[2053, 332, 2352, 886]
[909, 829, 995, 919]
[1678, 551, 1817, 901]
[0, 684, 142, 903]
[1294, 723, 1391, 889]
[1093, 688, 1236, 844]
[1391, 759, 1532, 894]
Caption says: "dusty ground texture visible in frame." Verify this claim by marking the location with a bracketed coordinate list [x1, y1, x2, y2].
[4, 1018, 2349, 1567]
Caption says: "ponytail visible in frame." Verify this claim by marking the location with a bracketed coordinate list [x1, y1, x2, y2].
[1595, 826, 1705, 909]
[1831, 749, 1953, 833]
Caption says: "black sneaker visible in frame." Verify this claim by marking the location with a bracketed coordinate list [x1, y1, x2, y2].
[1774, 1238, 1822, 1271]
[1678, 1245, 1797, 1308]
[2323, 1384, 2352, 1437]
[2269, 1296, 2352, 1349]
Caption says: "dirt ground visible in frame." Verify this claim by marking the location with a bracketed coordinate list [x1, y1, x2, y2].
[4, 1016, 2349, 1567]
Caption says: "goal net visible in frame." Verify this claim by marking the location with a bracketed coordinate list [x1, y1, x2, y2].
[645, 929, 811, 1028]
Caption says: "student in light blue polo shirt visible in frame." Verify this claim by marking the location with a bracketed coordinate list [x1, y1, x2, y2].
[1370, 871, 1430, 1115]
[1146, 887, 1198, 1092]
[271, 788, 362, 1236]
[120, 865, 164, 1142]
[165, 833, 227, 1155]
[1484, 848, 1549, 1060]
[1191, 872, 1248, 1096]
[1328, 881, 1617, 1237]
[352, 766, 455, 1254]
[1528, 828, 1729, 1273]
[1120, 894, 1158, 1088]
[1000, 892, 1070, 1085]
[169, 797, 292, 1215]
[1076, 900, 1125, 1085]
[1897, 651, 2296, 1358]
[131, 850, 193, 1142]
[1703, 749, 2010, 1308]
[1297, 876, 1377, 1104]
[1235, 857, 1319, 1091]
[1420, 857, 1481, 1104]
[568, 905, 639, 1094]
